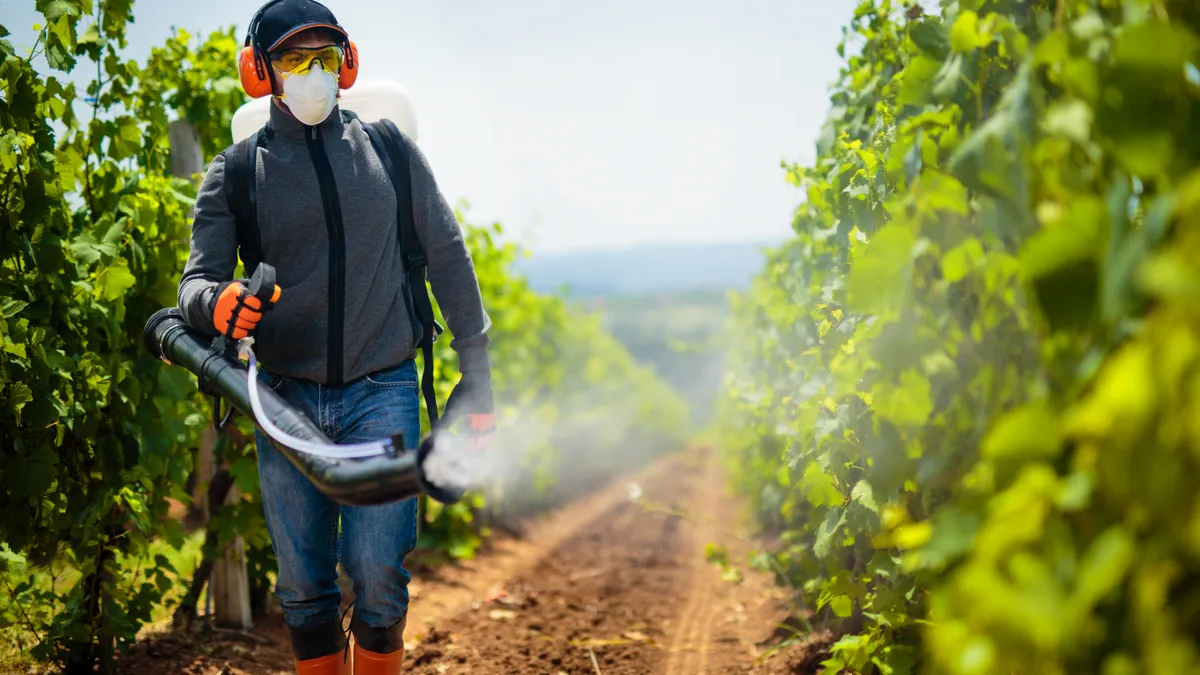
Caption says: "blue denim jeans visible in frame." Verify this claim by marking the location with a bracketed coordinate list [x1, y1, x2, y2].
[254, 360, 420, 635]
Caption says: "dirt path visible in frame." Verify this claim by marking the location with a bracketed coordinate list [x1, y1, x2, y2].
[112, 448, 824, 674]
[404, 448, 823, 674]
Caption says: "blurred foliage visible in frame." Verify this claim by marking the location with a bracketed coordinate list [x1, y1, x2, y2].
[721, 0, 1200, 673]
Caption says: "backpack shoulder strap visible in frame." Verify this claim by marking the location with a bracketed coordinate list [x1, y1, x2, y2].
[222, 129, 264, 276]
[361, 118, 443, 426]
[360, 121, 422, 263]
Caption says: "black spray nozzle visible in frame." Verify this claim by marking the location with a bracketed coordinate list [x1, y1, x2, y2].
[417, 433, 469, 505]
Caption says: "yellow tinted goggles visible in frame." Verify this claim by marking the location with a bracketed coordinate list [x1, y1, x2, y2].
[270, 45, 345, 74]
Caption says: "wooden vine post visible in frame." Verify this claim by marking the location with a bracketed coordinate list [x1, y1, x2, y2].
[169, 120, 253, 630]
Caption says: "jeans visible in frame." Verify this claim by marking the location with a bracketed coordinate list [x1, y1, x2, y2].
[254, 360, 420, 639]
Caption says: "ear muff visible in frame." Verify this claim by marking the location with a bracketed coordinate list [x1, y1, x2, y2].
[238, 45, 275, 99]
[338, 41, 359, 90]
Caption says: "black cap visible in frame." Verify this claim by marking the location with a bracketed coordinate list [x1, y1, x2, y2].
[249, 0, 349, 52]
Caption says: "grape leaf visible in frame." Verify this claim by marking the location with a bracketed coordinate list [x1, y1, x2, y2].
[99, 260, 136, 300]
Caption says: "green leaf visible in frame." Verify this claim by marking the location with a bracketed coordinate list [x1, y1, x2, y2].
[942, 239, 984, 282]
[981, 403, 1063, 461]
[950, 11, 988, 52]
[1073, 527, 1135, 609]
[7, 382, 34, 422]
[70, 231, 119, 265]
[851, 480, 877, 512]
[949, 61, 1036, 219]
[801, 463, 843, 508]
[0, 298, 29, 319]
[48, 14, 74, 49]
[919, 172, 970, 216]
[76, 21, 101, 47]
[866, 422, 908, 499]
[932, 54, 964, 101]
[897, 55, 942, 107]
[873, 645, 918, 675]
[1070, 13, 1106, 42]
[0, 545, 26, 566]
[1043, 100, 1094, 144]
[2, 340, 27, 359]
[110, 116, 143, 159]
[1114, 22, 1199, 73]
[37, 0, 83, 20]
[229, 454, 260, 494]
[910, 19, 950, 60]
[830, 595, 854, 618]
[1021, 196, 1105, 331]
[847, 225, 916, 315]
[815, 507, 847, 557]
[875, 370, 933, 428]
[99, 260, 136, 300]
[910, 507, 980, 571]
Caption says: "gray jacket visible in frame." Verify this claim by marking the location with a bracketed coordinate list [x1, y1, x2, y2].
[178, 101, 491, 385]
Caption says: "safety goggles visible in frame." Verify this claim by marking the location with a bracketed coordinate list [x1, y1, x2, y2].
[269, 44, 344, 74]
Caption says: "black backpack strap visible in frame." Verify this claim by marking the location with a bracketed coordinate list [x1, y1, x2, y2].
[360, 118, 442, 427]
[211, 128, 266, 429]
[223, 129, 264, 275]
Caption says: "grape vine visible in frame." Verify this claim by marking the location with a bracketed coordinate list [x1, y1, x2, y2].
[723, 1, 1200, 673]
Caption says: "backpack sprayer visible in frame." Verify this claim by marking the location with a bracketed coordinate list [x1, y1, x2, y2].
[143, 263, 463, 507]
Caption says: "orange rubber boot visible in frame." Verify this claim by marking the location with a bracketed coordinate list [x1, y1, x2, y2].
[295, 651, 351, 674]
[353, 643, 404, 674]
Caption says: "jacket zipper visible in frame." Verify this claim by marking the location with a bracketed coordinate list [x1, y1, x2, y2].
[305, 124, 346, 385]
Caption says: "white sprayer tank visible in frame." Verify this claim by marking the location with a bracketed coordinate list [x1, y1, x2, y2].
[230, 79, 419, 144]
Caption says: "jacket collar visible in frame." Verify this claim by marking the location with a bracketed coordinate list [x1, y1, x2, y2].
[267, 97, 344, 141]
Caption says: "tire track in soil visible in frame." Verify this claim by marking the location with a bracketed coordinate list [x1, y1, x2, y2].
[401, 455, 678, 636]
[406, 454, 696, 674]
[404, 449, 784, 675]
[663, 457, 721, 675]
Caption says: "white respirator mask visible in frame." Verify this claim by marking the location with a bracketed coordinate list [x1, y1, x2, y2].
[277, 62, 338, 126]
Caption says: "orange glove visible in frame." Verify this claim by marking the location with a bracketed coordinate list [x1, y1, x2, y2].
[467, 413, 496, 451]
[443, 370, 495, 450]
[212, 280, 281, 339]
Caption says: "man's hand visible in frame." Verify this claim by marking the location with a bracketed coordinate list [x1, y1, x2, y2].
[443, 369, 495, 448]
[211, 279, 281, 339]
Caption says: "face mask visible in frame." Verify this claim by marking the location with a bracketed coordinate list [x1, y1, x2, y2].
[277, 63, 338, 126]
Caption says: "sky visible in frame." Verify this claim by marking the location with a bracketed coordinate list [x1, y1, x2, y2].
[2, 0, 858, 253]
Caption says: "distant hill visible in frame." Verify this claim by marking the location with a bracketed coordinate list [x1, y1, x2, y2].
[512, 241, 774, 297]
[509, 241, 778, 424]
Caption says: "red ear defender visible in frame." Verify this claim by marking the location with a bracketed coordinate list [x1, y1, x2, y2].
[238, 46, 274, 98]
[338, 41, 359, 90]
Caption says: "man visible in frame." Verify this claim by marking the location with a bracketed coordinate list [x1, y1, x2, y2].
[177, 1, 493, 672]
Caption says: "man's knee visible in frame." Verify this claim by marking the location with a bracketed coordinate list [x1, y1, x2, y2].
[340, 546, 413, 627]
[339, 500, 418, 628]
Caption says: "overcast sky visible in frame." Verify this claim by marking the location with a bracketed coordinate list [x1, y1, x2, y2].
[2, 0, 857, 253]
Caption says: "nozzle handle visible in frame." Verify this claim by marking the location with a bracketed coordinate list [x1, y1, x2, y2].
[246, 262, 278, 310]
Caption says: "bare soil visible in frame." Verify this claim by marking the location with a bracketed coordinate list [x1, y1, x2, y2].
[105, 448, 827, 674]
